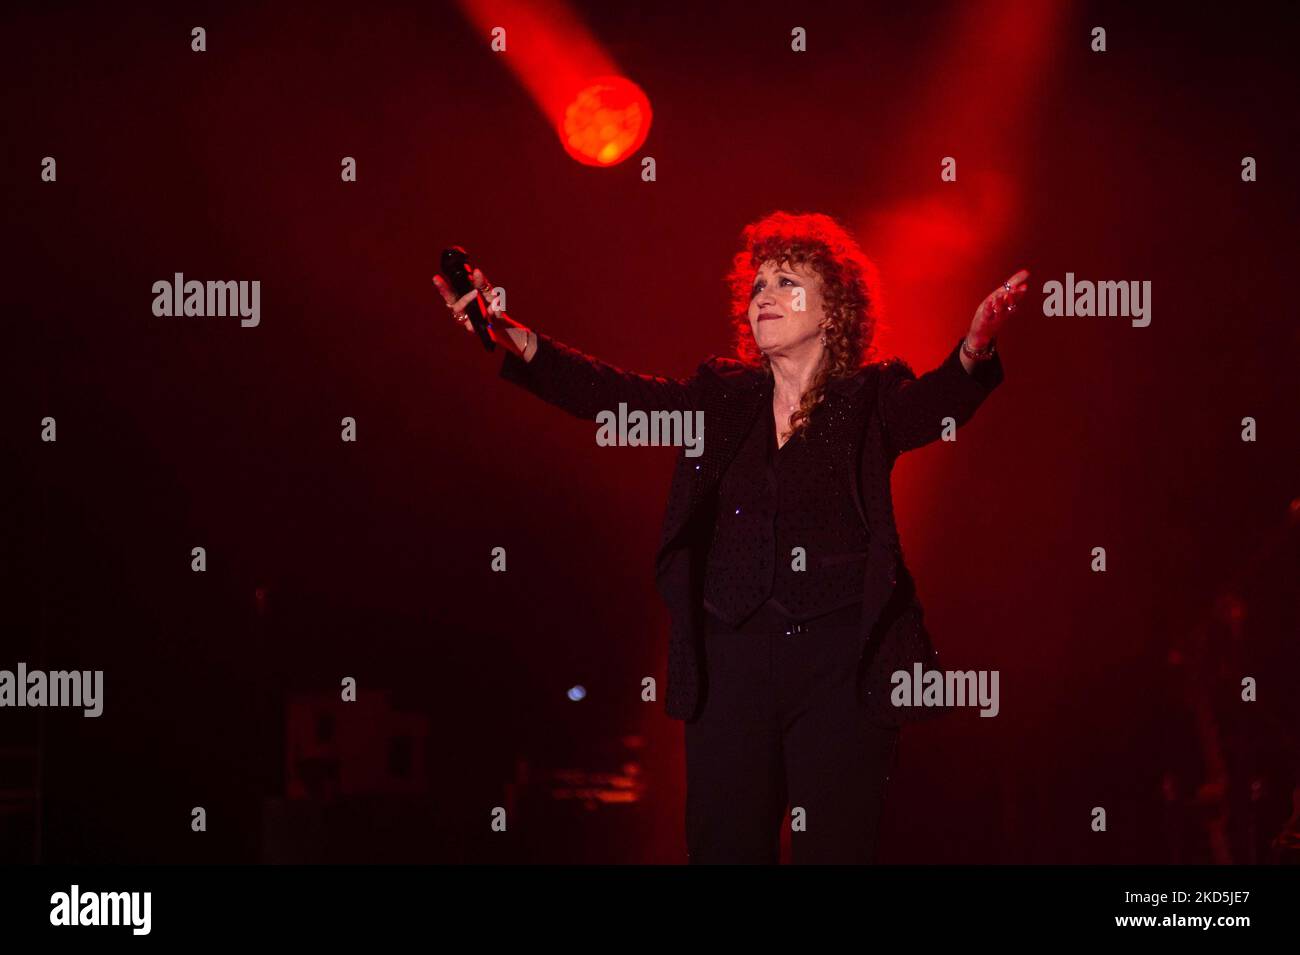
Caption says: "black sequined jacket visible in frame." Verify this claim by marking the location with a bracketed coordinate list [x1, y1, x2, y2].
[499, 331, 1004, 726]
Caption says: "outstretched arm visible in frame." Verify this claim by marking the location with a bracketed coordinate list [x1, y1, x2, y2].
[499, 330, 705, 420]
[878, 343, 1003, 453]
[879, 269, 1025, 454]
[435, 267, 705, 420]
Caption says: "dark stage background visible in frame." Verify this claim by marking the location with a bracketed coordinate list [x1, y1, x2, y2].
[6, 0, 1299, 863]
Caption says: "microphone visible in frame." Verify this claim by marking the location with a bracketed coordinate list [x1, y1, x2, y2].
[440, 246, 496, 352]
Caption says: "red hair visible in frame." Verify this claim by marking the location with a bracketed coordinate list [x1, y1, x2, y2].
[724, 210, 881, 442]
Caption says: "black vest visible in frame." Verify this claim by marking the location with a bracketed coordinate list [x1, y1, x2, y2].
[702, 375, 871, 626]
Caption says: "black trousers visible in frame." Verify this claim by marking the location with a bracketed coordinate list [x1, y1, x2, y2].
[685, 603, 901, 864]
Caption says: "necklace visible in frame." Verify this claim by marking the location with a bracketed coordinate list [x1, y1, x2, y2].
[774, 396, 796, 449]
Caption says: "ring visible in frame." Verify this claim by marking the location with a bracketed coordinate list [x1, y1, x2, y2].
[1003, 282, 1012, 292]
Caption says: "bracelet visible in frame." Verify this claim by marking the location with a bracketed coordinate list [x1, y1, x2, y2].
[961, 337, 996, 361]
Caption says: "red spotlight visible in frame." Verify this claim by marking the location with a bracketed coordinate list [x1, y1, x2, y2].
[560, 75, 651, 167]
[457, 0, 652, 166]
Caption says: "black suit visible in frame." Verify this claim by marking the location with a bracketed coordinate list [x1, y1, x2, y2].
[499, 330, 1004, 727]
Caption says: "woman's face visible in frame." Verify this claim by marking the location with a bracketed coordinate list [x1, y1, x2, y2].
[747, 258, 828, 357]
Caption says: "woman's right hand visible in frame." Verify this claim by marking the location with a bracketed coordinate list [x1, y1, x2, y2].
[433, 266, 533, 359]
[432, 267, 489, 336]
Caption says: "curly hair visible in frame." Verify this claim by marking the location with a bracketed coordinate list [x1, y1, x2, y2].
[725, 210, 881, 444]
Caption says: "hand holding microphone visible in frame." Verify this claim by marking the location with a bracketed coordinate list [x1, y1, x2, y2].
[433, 246, 535, 360]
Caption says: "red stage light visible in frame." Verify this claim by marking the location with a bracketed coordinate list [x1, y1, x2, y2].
[560, 75, 652, 167]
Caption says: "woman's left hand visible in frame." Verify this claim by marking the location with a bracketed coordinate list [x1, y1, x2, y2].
[968, 268, 1030, 349]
